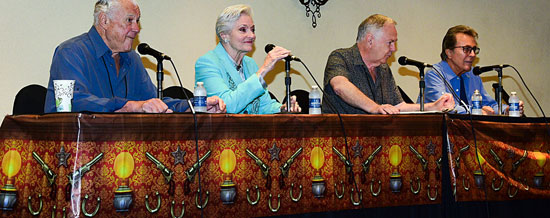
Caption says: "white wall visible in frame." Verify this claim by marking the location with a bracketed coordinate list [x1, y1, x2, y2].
[1, 0, 548, 120]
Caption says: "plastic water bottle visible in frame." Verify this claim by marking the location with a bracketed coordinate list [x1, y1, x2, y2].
[193, 82, 207, 112]
[509, 92, 520, 117]
[471, 89, 482, 115]
[309, 86, 322, 114]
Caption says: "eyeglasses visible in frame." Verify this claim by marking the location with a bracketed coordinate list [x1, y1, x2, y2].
[453, 46, 480, 55]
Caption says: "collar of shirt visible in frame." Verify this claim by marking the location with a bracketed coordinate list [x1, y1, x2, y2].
[438, 60, 476, 103]
[350, 43, 367, 67]
[350, 43, 385, 79]
[225, 49, 246, 81]
[87, 26, 131, 71]
[215, 42, 248, 82]
[439, 60, 475, 82]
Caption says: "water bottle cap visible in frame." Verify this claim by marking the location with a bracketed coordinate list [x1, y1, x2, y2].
[312, 85, 318, 89]
[197, 82, 204, 86]
[511, 92, 517, 95]
[474, 89, 480, 94]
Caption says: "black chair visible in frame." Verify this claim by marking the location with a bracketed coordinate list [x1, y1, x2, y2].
[398, 86, 414, 104]
[492, 83, 510, 104]
[269, 91, 279, 103]
[12, 84, 47, 115]
[283, 89, 310, 114]
[162, 86, 194, 100]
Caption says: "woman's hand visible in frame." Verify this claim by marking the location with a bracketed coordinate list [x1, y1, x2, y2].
[280, 95, 301, 113]
[257, 46, 291, 78]
[206, 96, 227, 113]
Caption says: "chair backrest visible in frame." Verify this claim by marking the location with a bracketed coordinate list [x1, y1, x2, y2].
[268, 91, 279, 103]
[398, 86, 414, 104]
[162, 86, 194, 100]
[13, 84, 47, 115]
[283, 89, 310, 114]
[492, 83, 510, 104]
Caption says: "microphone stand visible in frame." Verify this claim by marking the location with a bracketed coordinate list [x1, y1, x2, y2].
[156, 58, 164, 99]
[496, 67, 503, 115]
[285, 58, 291, 112]
[419, 66, 426, 111]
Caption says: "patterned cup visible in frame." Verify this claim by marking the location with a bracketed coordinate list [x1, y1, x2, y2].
[53, 80, 75, 112]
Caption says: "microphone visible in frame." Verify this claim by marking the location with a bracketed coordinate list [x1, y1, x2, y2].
[264, 44, 300, 61]
[473, 64, 510, 75]
[399, 56, 432, 111]
[137, 43, 171, 60]
[398, 56, 433, 68]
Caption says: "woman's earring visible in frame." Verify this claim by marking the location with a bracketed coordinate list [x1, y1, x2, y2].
[223, 38, 229, 43]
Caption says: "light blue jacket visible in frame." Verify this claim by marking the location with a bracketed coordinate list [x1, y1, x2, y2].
[195, 43, 281, 114]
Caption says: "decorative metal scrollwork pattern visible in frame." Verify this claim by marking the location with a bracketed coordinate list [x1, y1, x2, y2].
[298, 0, 329, 28]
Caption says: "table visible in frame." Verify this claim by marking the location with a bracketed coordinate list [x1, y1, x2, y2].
[0, 113, 547, 217]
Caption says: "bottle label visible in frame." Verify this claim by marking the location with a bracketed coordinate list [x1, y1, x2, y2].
[472, 100, 481, 110]
[309, 98, 321, 108]
[510, 103, 520, 112]
[193, 96, 207, 107]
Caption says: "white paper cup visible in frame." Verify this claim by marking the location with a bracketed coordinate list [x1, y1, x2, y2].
[53, 80, 75, 112]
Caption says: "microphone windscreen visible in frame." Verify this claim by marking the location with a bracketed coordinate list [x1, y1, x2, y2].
[472, 66, 482, 75]
[398, 56, 407, 65]
[137, 43, 149, 54]
[264, 44, 275, 53]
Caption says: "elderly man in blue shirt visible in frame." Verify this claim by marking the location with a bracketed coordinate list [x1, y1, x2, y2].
[421, 25, 524, 115]
[45, 0, 225, 113]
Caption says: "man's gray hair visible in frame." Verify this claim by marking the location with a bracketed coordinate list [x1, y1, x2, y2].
[215, 4, 253, 41]
[356, 14, 396, 43]
[94, 0, 137, 25]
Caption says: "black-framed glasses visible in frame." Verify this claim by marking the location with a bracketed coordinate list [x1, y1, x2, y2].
[453, 46, 480, 55]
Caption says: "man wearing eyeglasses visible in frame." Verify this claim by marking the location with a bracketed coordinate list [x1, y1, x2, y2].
[421, 25, 523, 115]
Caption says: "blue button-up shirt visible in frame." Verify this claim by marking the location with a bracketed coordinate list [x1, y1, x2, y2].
[418, 61, 500, 114]
[45, 26, 189, 113]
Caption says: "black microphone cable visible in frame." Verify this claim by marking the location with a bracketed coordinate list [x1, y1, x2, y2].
[467, 65, 550, 218]
[468, 105, 490, 218]
[432, 67, 490, 217]
[297, 60, 361, 200]
[168, 59, 204, 218]
[266, 45, 357, 194]
[431, 68, 470, 113]
[509, 66, 550, 136]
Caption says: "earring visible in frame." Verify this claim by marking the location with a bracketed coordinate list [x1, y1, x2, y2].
[223, 38, 229, 43]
